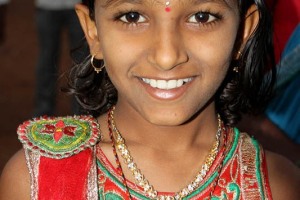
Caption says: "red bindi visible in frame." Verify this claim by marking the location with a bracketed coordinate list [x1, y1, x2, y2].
[165, 1, 171, 12]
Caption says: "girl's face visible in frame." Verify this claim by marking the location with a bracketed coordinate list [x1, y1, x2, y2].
[80, 0, 242, 126]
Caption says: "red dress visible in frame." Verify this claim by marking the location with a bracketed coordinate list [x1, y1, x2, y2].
[18, 116, 272, 200]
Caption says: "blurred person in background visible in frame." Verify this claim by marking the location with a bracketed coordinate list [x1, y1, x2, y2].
[34, 0, 83, 117]
[238, 0, 300, 167]
[0, 0, 9, 45]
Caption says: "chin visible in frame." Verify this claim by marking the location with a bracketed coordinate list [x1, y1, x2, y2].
[146, 113, 191, 127]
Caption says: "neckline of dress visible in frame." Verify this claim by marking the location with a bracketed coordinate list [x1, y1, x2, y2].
[95, 128, 237, 197]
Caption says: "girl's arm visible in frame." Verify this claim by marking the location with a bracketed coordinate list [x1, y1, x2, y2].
[266, 151, 300, 200]
[0, 149, 30, 200]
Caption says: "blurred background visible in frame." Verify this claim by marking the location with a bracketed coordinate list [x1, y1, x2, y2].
[0, 0, 73, 172]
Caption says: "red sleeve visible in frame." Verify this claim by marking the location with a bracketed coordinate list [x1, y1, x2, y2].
[38, 149, 93, 200]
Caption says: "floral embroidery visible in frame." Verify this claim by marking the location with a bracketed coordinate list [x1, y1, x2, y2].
[41, 120, 77, 143]
[18, 115, 102, 159]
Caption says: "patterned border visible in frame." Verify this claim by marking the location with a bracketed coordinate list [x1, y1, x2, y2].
[18, 115, 102, 159]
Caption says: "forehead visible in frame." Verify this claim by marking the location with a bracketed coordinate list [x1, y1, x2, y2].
[99, 0, 236, 8]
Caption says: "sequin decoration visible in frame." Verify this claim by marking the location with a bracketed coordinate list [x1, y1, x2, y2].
[17, 115, 101, 159]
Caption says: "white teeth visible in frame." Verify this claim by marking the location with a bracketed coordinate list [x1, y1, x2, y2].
[143, 78, 150, 84]
[167, 80, 177, 89]
[157, 80, 167, 89]
[150, 79, 157, 87]
[176, 79, 184, 88]
[142, 78, 192, 90]
[183, 78, 190, 82]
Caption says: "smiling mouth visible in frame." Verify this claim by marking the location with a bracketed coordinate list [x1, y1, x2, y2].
[141, 78, 193, 90]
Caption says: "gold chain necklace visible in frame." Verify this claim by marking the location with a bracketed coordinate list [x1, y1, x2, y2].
[108, 107, 222, 200]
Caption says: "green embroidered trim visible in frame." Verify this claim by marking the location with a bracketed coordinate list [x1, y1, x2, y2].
[227, 183, 240, 200]
[252, 138, 265, 200]
[98, 188, 105, 200]
[97, 159, 149, 199]
[104, 192, 124, 200]
[97, 128, 241, 200]
[18, 115, 101, 159]
[211, 192, 228, 200]
[188, 128, 240, 199]
[98, 187, 124, 200]
[224, 128, 240, 164]
[29, 119, 90, 151]
[97, 158, 220, 200]
[185, 171, 218, 199]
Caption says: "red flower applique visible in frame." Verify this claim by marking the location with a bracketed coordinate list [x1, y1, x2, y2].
[41, 120, 76, 143]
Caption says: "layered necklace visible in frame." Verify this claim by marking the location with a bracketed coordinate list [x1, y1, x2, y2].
[107, 106, 224, 200]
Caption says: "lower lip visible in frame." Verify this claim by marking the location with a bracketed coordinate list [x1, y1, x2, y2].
[139, 80, 193, 101]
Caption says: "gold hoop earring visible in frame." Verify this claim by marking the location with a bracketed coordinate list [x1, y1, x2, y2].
[232, 50, 242, 73]
[233, 66, 239, 73]
[91, 55, 105, 73]
[237, 51, 242, 58]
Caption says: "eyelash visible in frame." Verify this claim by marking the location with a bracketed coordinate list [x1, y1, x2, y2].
[113, 10, 147, 26]
[113, 9, 223, 27]
[189, 10, 223, 25]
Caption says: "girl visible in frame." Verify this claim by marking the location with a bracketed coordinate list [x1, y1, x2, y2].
[0, 0, 299, 199]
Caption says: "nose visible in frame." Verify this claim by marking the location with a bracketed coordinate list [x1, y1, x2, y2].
[148, 25, 189, 71]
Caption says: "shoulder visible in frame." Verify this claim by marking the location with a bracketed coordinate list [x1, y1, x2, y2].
[17, 115, 102, 159]
[0, 149, 30, 200]
[265, 150, 300, 200]
[236, 131, 300, 199]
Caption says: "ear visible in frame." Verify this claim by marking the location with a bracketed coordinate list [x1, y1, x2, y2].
[237, 4, 259, 56]
[75, 3, 103, 59]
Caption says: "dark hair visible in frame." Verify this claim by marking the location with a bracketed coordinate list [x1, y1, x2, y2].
[67, 0, 276, 126]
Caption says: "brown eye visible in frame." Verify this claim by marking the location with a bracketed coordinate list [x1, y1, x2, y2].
[195, 12, 210, 23]
[120, 12, 146, 24]
[189, 12, 217, 24]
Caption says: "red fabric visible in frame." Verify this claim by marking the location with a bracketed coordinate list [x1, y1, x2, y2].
[269, 0, 300, 63]
[261, 147, 273, 198]
[96, 133, 273, 199]
[38, 149, 93, 200]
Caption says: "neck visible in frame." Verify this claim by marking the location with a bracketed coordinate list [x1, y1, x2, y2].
[104, 104, 219, 152]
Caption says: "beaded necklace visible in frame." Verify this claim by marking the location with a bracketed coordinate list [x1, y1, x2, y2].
[108, 117, 132, 199]
[107, 106, 226, 200]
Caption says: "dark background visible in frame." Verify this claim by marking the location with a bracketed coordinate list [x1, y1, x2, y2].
[0, 0, 73, 172]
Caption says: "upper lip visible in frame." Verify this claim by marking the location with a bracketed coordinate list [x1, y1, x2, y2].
[138, 76, 195, 80]
[140, 77, 193, 82]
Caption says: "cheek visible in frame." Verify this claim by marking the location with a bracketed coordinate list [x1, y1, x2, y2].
[100, 34, 142, 73]
[189, 26, 237, 72]
[99, 28, 150, 87]
[200, 42, 232, 92]
[99, 37, 142, 96]
[99, 34, 131, 76]
[188, 29, 237, 97]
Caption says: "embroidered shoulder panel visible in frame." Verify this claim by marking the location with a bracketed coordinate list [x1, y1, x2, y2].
[17, 115, 102, 159]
